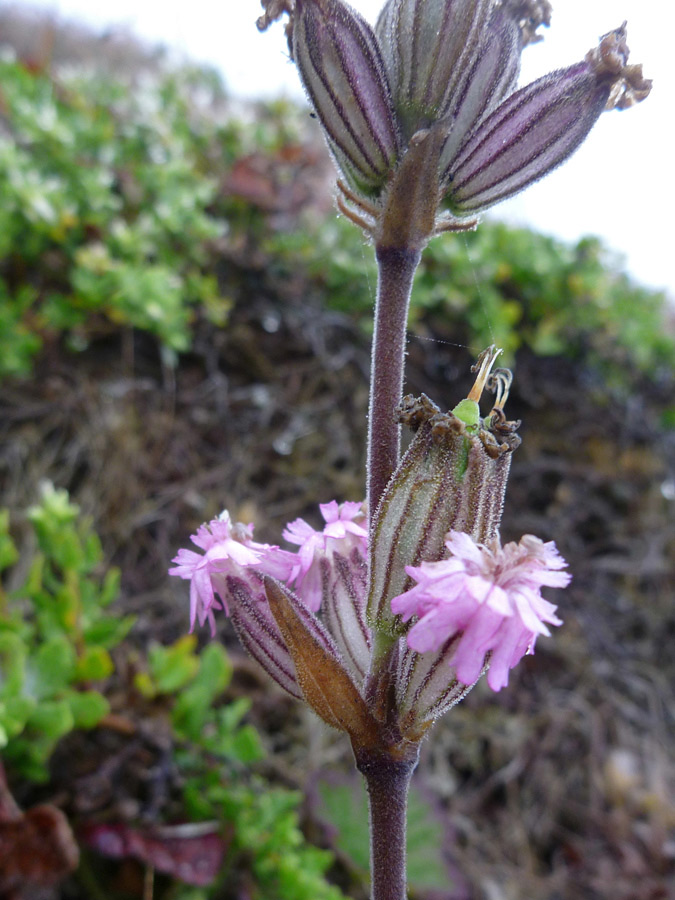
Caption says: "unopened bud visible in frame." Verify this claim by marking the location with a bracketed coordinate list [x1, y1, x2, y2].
[376, 0, 494, 138]
[445, 24, 652, 214]
[292, 0, 401, 196]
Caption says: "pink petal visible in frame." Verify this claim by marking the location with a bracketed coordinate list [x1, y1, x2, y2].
[485, 617, 531, 690]
[444, 530, 487, 567]
[340, 500, 365, 520]
[319, 500, 340, 524]
[511, 588, 551, 635]
[406, 611, 450, 654]
[283, 518, 317, 545]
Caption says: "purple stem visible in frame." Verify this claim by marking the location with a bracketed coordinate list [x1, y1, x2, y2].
[367, 246, 422, 526]
[355, 744, 420, 900]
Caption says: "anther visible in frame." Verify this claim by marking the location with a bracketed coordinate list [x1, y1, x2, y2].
[467, 346, 503, 403]
[486, 367, 513, 412]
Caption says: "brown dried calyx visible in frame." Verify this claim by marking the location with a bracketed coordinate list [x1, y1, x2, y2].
[397, 391, 521, 460]
[504, 0, 553, 46]
[483, 367, 522, 456]
[397, 393, 441, 432]
[586, 23, 653, 109]
[256, 0, 296, 54]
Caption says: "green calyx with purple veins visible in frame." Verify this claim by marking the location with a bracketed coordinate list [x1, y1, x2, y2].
[258, 0, 651, 250]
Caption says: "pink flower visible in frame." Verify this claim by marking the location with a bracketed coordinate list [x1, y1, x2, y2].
[283, 501, 368, 611]
[391, 531, 570, 692]
[169, 501, 371, 700]
[169, 511, 294, 634]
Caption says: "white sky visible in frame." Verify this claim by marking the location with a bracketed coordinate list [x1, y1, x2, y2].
[13, 0, 674, 299]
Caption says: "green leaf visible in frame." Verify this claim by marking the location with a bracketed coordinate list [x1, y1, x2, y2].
[196, 642, 233, 695]
[217, 696, 251, 732]
[148, 635, 200, 694]
[27, 635, 76, 699]
[27, 698, 74, 740]
[27, 482, 79, 533]
[64, 688, 109, 728]
[405, 786, 451, 890]
[0, 510, 19, 572]
[230, 724, 265, 764]
[134, 670, 157, 700]
[0, 631, 28, 696]
[0, 695, 35, 745]
[3, 735, 52, 782]
[83, 614, 135, 649]
[317, 779, 369, 874]
[98, 567, 121, 607]
[171, 642, 232, 739]
[74, 645, 114, 681]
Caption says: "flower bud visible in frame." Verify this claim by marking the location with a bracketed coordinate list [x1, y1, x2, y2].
[291, 0, 401, 196]
[375, 0, 494, 137]
[396, 636, 478, 738]
[261, 2, 650, 242]
[321, 548, 372, 680]
[437, 1, 524, 174]
[445, 24, 652, 214]
[264, 577, 379, 745]
[226, 576, 304, 700]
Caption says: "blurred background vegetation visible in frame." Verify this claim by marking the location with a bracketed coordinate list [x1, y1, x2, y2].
[0, 6, 673, 900]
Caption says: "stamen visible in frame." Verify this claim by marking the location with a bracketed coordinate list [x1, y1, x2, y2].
[486, 367, 513, 412]
[467, 345, 502, 402]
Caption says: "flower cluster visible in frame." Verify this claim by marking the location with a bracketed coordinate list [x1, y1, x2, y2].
[258, 0, 651, 248]
[170, 351, 572, 737]
[169, 494, 569, 727]
[169, 502, 368, 619]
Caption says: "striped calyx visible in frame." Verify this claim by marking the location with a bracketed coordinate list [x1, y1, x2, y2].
[366, 347, 521, 632]
[259, 0, 651, 246]
[445, 23, 653, 215]
[291, 0, 401, 197]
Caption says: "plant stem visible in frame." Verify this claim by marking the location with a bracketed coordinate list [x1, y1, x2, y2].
[355, 744, 420, 900]
[367, 246, 421, 526]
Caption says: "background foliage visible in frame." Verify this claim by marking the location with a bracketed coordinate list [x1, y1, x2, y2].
[1, 44, 673, 394]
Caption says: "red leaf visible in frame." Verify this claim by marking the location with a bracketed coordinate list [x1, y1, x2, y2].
[0, 760, 79, 893]
[80, 821, 228, 886]
[0, 805, 80, 892]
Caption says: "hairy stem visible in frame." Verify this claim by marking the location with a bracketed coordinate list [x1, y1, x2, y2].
[355, 744, 420, 900]
[368, 246, 421, 526]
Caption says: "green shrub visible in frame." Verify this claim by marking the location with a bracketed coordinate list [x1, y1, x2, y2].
[2, 50, 671, 392]
[0, 483, 131, 780]
[0, 487, 347, 898]
[0, 56, 229, 375]
[265, 215, 674, 387]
